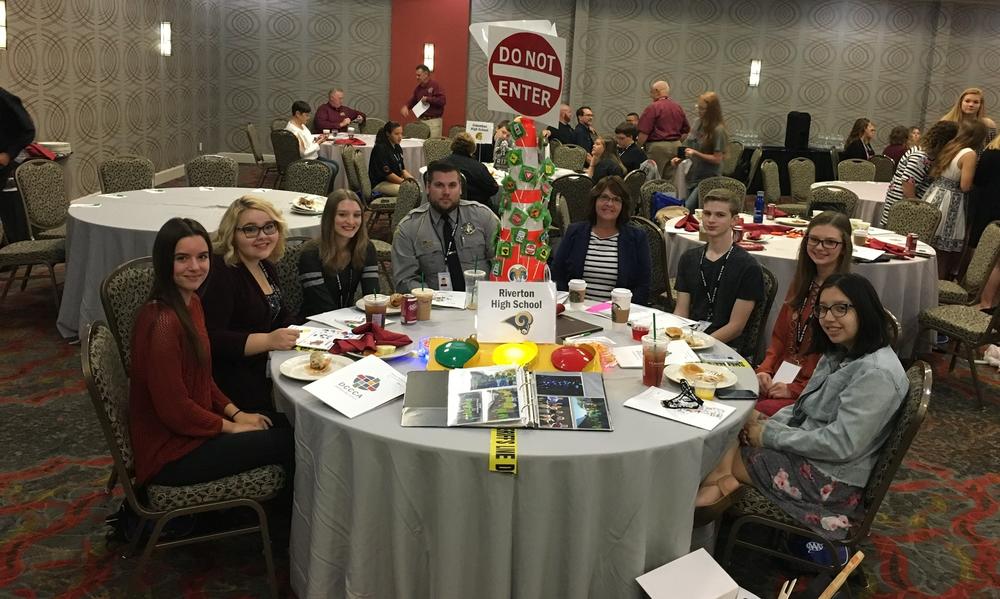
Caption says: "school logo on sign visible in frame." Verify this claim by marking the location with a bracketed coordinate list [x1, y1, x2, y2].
[352, 374, 380, 392]
[503, 311, 533, 334]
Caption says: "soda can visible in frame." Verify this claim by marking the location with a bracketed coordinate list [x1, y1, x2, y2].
[733, 225, 744, 243]
[906, 233, 918, 254]
[766, 203, 776, 218]
[402, 294, 418, 325]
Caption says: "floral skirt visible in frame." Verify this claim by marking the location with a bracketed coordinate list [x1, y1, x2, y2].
[741, 447, 864, 540]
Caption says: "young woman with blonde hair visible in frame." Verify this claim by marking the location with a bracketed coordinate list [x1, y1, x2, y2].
[672, 91, 727, 210]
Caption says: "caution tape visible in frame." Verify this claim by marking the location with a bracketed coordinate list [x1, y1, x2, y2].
[489, 428, 517, 475]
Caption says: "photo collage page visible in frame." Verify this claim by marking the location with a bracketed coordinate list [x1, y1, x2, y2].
[448, 366, 524, 427]
[533, 373, 612, 431]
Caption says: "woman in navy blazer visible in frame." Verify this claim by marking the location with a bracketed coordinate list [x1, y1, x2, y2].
[550, 176, 651, 305]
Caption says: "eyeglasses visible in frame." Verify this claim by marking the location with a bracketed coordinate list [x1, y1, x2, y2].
[597, 193, 623, 205]
[660, 381, 704, 410]
[581, 112, 593, 117]
[238, 221, 278, 238]
[806, 236, 843, 250]
[815, 303, 854, 318]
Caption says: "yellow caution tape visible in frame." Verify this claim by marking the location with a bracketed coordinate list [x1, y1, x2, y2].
[489, 428, 517, 475]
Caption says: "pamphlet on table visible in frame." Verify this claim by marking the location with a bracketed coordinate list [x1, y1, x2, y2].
[291, 325, 360, 351]
[432, 290, 467, 309]
[624, 386, 736, 431]
[303, 355, 407, 418]
[445, 365, 612, 430]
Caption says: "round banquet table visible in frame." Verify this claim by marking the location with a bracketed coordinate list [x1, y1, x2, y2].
[662, 215, 938, 357]
[811, 180, 889, 223]
[56, 187, 323, 339]
[270, 307, 757, 599]
[319, 133, 425, 191]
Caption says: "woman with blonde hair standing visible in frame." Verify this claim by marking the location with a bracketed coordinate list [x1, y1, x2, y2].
[941, 88, 996, 139]
[671, 91, 727, 210]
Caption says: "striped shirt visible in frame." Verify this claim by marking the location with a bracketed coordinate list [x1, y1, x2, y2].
[879, 147, 932, 226]
[581, 232, 619, 301]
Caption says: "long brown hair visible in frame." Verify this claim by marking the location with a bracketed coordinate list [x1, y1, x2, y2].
[596, 135, 626, 173]
[698, 91, 725, 151]
[931, 119, 987, 178]
[320, 190, 369, 271]
[919, 120, 959, 163]
[941, 88, 988, 123]
[787, 211, 852, 308]
[844, 118, 871, 149]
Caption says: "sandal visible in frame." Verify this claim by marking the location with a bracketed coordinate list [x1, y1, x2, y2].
[693, 474, 742, 527]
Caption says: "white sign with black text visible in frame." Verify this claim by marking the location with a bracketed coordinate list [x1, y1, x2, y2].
[476, 281, 556, 343]
[465, 120, 495, 144]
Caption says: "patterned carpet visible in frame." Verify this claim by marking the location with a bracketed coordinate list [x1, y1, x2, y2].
[1, 207, 997, 596]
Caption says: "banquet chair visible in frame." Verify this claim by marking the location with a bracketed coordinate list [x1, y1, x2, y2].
[341, 145, 361, 195]
[99, 155, 155, 194]
[82, 322, 284, 598]
[722, 361, 931, 576]
[639, 179, 678, 221]
[354, 151, 396, 231]
[362, 117, 386, 135]
[623, 169, 647, 211]
[552, 144, 587, 171]
[760, 159, 782, 203]
[282, 159, 333, 196]
[269, 129, 302, 189]
[403, 121, 431, 140]
[186, 155, 239, 188]
[837, 159, 876, 182]
[745, 146, 763, 189]
[787, 157, 816, 202]
[736, 265, 777, 365]
[935, 221, 1000, 305]
[722, 140, 744, 177]
[16, 158, 69, 240]
[830, 146, 840, 172]
[810, 185, 858, 217]
[0, 219, 64, 309]
[551, 194, 571, 238]
[871, 155, 896, 182]
[629, 216, 675, 312]
[277, 237, 313, 319]
[422, 138, 452, 166]
[552, 174, 594, 224]
[246, 124, 279, 187]
[270, 117, 287, 131]
[885, 201, 941, 245]
[392, 179, 423, 238]
[448, 125, 466, 138]
[916, 300, 998, 408]
[696, 176, 747, 210]
[100, 256, 154, 373]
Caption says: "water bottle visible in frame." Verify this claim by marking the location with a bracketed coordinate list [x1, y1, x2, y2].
[754, 191, 765, 224]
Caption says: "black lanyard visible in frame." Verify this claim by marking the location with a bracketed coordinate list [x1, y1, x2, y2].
[699, 245, 734, 319]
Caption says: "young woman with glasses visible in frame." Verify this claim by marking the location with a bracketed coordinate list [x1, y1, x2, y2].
[755, 212, 852, 416]
[200, 196, 300, 413]
[550, 176, 651, 304]
[694, 273, 907, 538]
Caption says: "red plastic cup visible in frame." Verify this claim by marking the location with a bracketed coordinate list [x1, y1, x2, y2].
[631, 323, 650, 341]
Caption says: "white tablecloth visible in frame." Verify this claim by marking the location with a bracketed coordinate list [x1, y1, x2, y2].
[811, 181, 889, 223]
[56, 187, 322, 338]
[663, 215, 938, 356]
[270, 307, 757, 599]
[319, 133, 425, 191]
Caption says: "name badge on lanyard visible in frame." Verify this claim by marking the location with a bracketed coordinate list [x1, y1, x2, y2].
[438, 272, 453, 290]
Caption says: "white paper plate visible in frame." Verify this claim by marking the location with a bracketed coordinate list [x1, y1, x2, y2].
[774, 217, 810, 227]
[292, 196, 326, 213]
[664, 363, 737, 388]
[346, 344, 413, 361]
[684, 331, 716, 350]
[279, 353, 354, 381]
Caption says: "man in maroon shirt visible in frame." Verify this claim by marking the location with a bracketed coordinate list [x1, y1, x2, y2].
[637, 80, 690, 179]
[313, 88, 366, 133]
[400, 64, 446, 138]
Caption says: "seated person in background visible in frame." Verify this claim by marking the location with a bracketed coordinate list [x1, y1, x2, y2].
[614, 122, 648, 172]
[550, 176, 650, 304]
[693, 273, 907, 541]
[841, 118, 876, 160]
[284, 100, 339, 188]
[298, 190, 379, 318]
[391, 161, 499, 292]
[494, 120, 512, 170]
[882, 125, 909, 164]
[907, 126, 921, 149]
[546, 104, 576, 145]
[312, 88, 366, 133]
[446, 132, 499, 210]
[369, 120, 414, 197]
[625, 112, 640, 126]
[586, 135, 627, 182]
[200, 196, 299, 413]
[756, 212, 852, 416]
[674, 189, 764, 347]
[131, 217, 293, 490]
[574, 106, 596, 154]
[878, 120, 958, 226]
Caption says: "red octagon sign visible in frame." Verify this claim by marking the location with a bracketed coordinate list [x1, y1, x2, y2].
[488, 31, 563, 117]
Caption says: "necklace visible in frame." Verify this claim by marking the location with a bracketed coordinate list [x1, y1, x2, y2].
[699, 245, 734, 320]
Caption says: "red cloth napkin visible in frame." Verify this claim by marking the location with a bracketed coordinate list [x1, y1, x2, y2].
[556, 303, 566, 316]
[330, 323, 412, 355]
[333, 137, 367, 146]
[746, 230, 763, 240]
[866, 237, 911, 258]
[736, 241, 765, 251]
[772, 207, 789, 218]
[674, 213, 700, 232]
[740, 223, 795, 233]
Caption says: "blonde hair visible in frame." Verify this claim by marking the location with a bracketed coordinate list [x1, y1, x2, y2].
[213, 195, 288, 266]
[941, 88, 988, 123]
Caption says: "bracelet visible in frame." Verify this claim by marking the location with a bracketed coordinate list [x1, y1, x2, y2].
[232, 409, 242, 419]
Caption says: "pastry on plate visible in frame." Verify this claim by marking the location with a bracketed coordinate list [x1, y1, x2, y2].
[308, 351, 332, 373]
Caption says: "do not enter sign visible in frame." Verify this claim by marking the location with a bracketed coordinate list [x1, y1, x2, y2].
[487, 27, 566, 127]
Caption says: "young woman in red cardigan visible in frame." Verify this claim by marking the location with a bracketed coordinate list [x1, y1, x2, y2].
[129, 217, 293, 487]
[755, 211, 852, 416]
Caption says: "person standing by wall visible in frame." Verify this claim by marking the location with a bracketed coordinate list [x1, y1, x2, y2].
[400, 64, 446, 138]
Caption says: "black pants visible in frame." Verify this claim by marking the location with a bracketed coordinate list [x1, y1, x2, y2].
[151, 412, 294, 487]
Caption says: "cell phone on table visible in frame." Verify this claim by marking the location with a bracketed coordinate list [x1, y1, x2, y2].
[715, 388, 758, 400]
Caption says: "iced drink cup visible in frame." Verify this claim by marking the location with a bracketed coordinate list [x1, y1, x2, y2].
[363, 294, 390, 327]
[611, 288, 632, 324]
[411, 287, 434, 320]
[463, 269, 487, 309]
[641, 334, 669, 387]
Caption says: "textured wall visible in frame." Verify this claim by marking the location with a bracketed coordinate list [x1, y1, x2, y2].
[0, 0, 222, 197]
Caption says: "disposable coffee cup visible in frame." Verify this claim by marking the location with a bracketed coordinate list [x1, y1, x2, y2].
[411, 287, 434, 320]
[611, 288, 632, 324]
[463, 269, 486, 310]
[568, 279, 587, 306]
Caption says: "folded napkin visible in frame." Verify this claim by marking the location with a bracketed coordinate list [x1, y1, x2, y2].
[736, 241, 765, 251]
[772, 207, 789, 218]
[330, 323, 412, 355]
[333, 137, 367, 146]
[746, 230, 763, 240]
[556, 303, 566, 316]
[866, 237, 910, 258]
[674, 213, 700, 232]
[740, 223, 795, 233]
